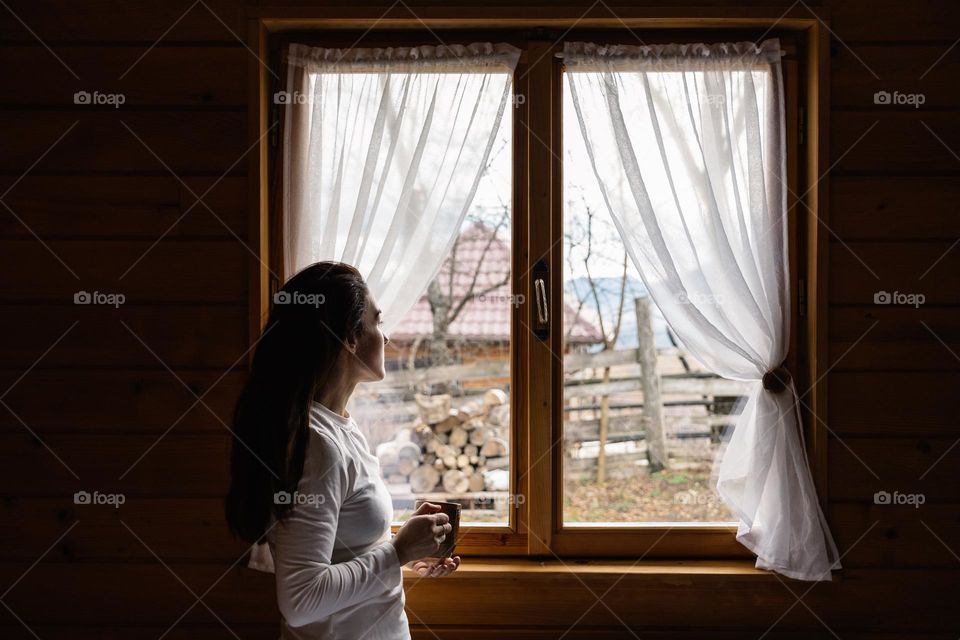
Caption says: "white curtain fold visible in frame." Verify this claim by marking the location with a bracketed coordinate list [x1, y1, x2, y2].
[282, 42, 521, 335]
[563, 38, 841, 581]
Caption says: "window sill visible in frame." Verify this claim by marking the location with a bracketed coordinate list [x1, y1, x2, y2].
[403, 557, 785, 582]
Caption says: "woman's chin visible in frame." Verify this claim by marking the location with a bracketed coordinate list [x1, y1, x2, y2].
[361, 366, 386, 382]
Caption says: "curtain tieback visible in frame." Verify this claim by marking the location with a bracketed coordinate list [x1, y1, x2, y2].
[762, 366, 792, 393]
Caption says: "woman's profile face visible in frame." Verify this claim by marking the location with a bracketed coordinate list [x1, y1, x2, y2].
[348, 290, 389, 383]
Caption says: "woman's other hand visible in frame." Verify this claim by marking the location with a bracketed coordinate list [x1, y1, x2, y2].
[408, 556, 461, 577]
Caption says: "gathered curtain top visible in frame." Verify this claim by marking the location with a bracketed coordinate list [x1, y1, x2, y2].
[287, 42, 521, 72]
[562, 38, 783, 71]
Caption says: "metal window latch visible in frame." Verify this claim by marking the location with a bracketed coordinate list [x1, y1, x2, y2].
[533, 259, 549, 341]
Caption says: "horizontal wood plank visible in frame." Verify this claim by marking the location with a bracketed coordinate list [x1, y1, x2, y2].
[0, 0, 247, 42]
[0, 304, 248, 369]
[828, 242, 960, 304]
[827, 0, 960, 41]
[0, 433, 232, 496]
[830, 177, 960, 240]
[828, 303, 960, 370]
[0, 371, 244, 432]
[829, 306, 960, 371]
[0, 176, 247, 239]
[829, 437, 959, 502]
[830, 111, 960, 173]
[0, 111, 248, 175]
[832, 44, 960, 108]
[0, 626, 282, 640]
[0, 240, 249, 302]
[828, 372, 960, 436]
[0, 46, 247, 107]
[0, 498, 247, 562]
[830, 502, 960, 568]
[828, 340, 960, 371]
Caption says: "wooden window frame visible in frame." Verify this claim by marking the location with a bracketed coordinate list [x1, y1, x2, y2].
[246, 6, 831, 562]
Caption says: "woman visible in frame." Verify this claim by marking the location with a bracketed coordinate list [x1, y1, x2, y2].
[225, 261, 460, 639]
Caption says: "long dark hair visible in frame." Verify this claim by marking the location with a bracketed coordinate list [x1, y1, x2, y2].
[225, 261, 368, 543]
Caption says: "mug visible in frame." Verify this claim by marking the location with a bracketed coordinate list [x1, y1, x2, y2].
[414, 499, 461, 558]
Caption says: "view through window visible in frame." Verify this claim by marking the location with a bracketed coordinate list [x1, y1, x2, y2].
[561, 69, 752, 525]
[347, 104, 515, 526]
[333, 51, 770, 531]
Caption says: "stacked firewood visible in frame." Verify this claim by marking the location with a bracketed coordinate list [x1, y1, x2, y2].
[376, 389, 510, 494]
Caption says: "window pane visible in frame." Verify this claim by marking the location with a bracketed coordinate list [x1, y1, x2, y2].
[349, 105, 514, 527]
[561, 71, 747, 525]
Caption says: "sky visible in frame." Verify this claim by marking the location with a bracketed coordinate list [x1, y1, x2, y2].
[466, 77, 636, 282]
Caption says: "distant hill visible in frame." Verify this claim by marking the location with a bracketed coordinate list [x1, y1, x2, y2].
[564, 275, 677, 351]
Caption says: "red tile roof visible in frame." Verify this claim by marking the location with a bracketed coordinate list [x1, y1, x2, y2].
[389, 221, 603, 344]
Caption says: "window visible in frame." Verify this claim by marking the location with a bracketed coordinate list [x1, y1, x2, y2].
[561, 53, 784, 528]
[261, 27, 807, 560]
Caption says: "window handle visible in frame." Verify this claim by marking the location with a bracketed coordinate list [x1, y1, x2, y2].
[532, 260, 549, 341]
[535, 278, 548, 324]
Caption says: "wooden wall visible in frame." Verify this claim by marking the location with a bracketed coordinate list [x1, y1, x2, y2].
[1, 1, 957, 637]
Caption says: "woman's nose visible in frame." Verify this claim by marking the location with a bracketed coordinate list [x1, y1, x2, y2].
[383, 333, 390, 345]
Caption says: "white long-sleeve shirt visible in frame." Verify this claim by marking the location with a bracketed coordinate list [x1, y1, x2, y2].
[266, 400, 410, 640]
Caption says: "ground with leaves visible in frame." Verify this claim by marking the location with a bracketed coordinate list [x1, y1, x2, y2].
[562, 465, 735, 522]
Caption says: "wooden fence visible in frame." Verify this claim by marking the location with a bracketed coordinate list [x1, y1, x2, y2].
[355, 308, 752, 486]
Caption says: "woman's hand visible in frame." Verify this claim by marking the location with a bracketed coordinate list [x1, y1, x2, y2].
[390, 501, 452, 565]
[408, 555, 461, 577]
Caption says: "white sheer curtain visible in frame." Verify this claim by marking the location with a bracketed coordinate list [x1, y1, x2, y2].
[282, 42, 520, 335]
[563, 39, 841, 581]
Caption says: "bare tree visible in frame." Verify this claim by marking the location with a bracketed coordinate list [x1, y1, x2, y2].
[424, 204, 511, 394]
[411, 136, 513, 395]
